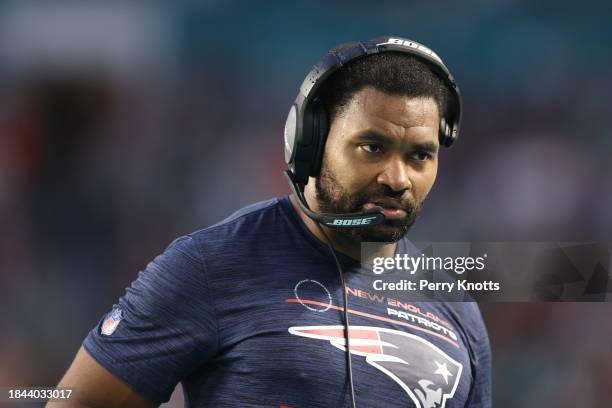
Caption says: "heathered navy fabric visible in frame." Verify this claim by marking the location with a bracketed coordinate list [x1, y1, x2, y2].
[84, 196, 491, 407]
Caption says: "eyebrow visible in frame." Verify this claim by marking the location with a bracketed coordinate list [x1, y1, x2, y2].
[353, 130, 439, 153]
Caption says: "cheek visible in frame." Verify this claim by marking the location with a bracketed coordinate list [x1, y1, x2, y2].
[414, 162, 438, 199]
[324, 144, 370, 189]
[337, 164, 372, 193]
[341, 159, 379, 192]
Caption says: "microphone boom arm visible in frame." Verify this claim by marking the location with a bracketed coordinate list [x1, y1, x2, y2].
[283, 170, 385, 228]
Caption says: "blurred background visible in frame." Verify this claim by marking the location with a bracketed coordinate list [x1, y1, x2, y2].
[0, 1, 611, 407]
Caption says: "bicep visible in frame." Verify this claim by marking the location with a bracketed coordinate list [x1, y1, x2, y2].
[53, 235, 217, 405]
[47, 346, 157, 408]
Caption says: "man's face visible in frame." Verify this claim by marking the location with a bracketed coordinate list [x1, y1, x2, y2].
[315, 86, 440, 242]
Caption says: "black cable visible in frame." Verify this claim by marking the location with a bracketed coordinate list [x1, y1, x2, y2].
[314, 222, 357, 408]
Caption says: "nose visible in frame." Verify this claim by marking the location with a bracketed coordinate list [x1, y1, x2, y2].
[377, 155, 412, 192]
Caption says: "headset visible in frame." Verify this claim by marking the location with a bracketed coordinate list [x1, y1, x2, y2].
[282, 36, 462, 408]
[283, 36, 462, 228]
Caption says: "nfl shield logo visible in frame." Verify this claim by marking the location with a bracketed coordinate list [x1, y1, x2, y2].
[101, 308, 122, 336]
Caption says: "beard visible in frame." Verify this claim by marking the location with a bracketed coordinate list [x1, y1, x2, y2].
[314, 163, 423, 243]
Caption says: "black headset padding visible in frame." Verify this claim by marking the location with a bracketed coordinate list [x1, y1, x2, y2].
[310, 102, 329, 177]
[284, 36, 462, 185]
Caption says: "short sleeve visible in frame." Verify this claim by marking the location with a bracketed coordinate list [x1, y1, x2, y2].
[464, 303, 492, 407]
[83, 235, 218, 403]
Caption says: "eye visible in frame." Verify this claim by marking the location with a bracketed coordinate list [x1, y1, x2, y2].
[360, 144, 384, 154]
[412, 151, 433, 161]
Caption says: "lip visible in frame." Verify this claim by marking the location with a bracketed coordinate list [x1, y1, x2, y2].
[364, 202, 407, 219]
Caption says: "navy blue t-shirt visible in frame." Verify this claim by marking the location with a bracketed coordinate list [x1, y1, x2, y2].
[84, 196, 491, 407]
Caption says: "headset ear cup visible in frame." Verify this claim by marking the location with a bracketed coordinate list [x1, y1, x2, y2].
[439, 116, 452, 147]
[439, 116, 447, 143]
[311, 103, 329, 177]
[284, 105, 298, 168]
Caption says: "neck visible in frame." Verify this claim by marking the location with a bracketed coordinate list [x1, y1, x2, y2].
[288, 193, 397, 263]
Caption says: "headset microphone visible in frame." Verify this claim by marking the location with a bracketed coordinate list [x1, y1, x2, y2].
[283, 170, 386, 228]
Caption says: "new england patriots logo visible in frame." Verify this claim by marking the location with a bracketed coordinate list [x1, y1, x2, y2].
[289, 326, 463, 408]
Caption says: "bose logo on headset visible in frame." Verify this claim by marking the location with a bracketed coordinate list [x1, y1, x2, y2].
[329, 217, 377, 227]
[376, 38, 443, 65]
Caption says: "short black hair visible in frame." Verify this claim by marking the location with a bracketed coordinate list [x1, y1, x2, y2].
[318, 49, 450, 124]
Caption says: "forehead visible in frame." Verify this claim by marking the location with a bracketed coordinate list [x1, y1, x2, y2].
[335, 87, 440, 141]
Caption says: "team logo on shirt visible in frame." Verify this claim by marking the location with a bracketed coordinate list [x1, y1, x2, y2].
[101, 308, 123, 336]
[289, 325, 462, 408]
[293, 280, 333, 312]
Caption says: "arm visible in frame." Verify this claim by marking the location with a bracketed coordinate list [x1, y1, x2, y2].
[47, 346, 156, 408]
[49, 235, 217, 407]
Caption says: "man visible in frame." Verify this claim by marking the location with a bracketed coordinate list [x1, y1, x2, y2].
[50, 37, 491, 408]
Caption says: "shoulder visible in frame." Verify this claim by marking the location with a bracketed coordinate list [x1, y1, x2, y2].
[185, 196, 293, 258]
[189, 196, 285, 238]
[215, 196, 284, 223]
